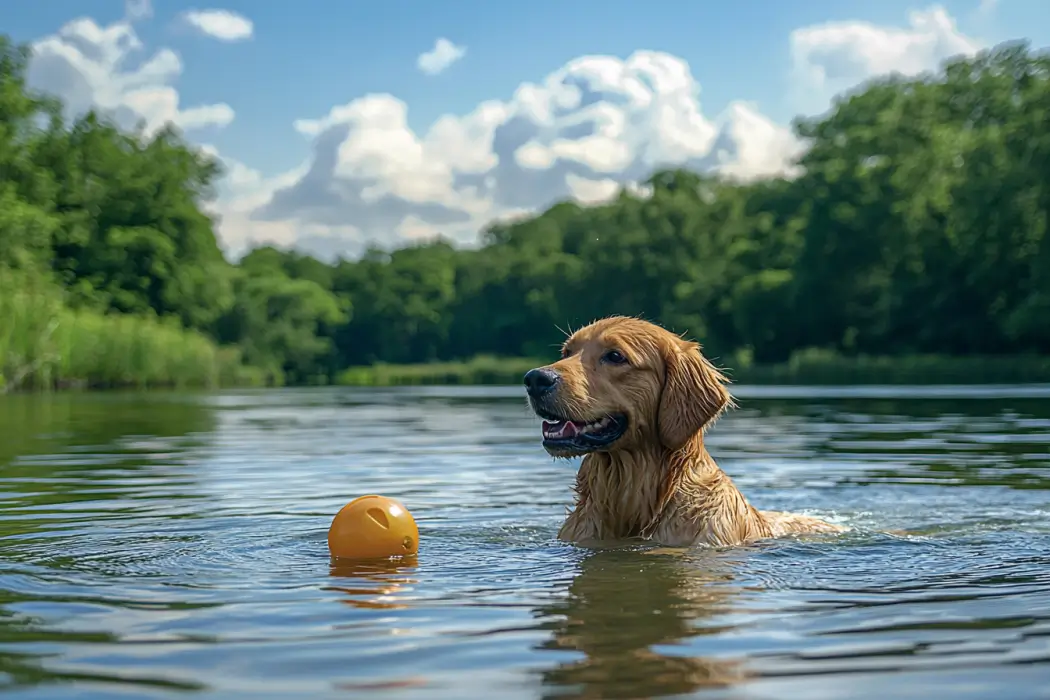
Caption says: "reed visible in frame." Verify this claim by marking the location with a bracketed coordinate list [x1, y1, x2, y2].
[336, 355, 545, 386]
[0, 271, 261, 392]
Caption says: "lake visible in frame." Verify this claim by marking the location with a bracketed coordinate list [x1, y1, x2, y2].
[2, 385, 1050, 699]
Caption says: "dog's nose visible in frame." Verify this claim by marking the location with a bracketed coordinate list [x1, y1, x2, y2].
[523, 368, 560, 397]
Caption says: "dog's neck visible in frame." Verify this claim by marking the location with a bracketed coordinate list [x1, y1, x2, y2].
[560, 433, 769, 545]
[567, 443, 670, 540]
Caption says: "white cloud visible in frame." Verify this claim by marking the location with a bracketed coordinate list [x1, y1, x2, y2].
[789, 5, 983, 115]
[125, 0, 153, 21]
[197, 146, 313, 257]
[28, 18, 235, 136]
[24, 6, 985, 262]
[253, 48, 802, 258]
[417, 38, 467, 75]
[181, 9, 254, 42]
[712, 102, 806, 181]
[565, 174, 621, 205]
[397, 215, 445, 241]
[247, 6, 983, 260]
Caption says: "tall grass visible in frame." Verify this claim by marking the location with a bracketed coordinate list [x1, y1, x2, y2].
[335, 349, 1050, 387]
[729, 347, 1050, 385]
[0, 270, 261, 392]
[336, 355, 545, 386]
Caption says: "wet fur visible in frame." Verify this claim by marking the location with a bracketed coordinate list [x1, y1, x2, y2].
[528, 316, 845, 548]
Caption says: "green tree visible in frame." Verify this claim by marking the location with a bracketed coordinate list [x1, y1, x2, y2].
[42, 116, 234, 328]
[217, 266, 348, 385]
[0, 37, 61, 270]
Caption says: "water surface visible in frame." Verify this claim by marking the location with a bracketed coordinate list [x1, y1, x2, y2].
[2, 385, 1050, 699]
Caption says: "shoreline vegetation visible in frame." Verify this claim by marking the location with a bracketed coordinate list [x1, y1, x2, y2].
[3, 36, 1050, 394]
[334, 352, 1050, 388]
[0, 270, 265, 393]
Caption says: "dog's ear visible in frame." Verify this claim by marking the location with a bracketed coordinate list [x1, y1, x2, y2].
[657, 340, 733, 451]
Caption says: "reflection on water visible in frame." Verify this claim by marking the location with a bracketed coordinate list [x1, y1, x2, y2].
[535, 548, 753, 698]
[328, 558, 420, 610]
[1, 385, 1050, 699]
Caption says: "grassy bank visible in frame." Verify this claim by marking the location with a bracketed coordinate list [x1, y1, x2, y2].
[337, 355, 545, 387]
[733, 348, 1050, 385]
[0, 273, 266, 393]
[336, 349, 1050, 387]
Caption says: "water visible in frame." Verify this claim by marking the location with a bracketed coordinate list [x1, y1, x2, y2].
[2, 385, 1050, 699]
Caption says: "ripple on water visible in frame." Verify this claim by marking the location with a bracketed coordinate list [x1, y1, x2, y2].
[1, 385, 1050, 699]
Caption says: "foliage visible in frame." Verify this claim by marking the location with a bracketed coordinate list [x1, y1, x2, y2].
[215, 261, 348, 386]
[0, 268, 255, 391]
[2, 34, 1049, 389]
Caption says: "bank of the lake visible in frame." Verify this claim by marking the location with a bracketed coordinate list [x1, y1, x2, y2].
[335, 350, 1050, 387]
[9, 348, 1050, 394]
[7, 283, 1050, 395]
[0, 274, 267, 393]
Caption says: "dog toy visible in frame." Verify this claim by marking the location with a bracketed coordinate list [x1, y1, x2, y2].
[327, 494, 419, 560]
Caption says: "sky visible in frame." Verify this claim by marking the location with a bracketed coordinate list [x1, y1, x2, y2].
[1, 0, 1047, 261]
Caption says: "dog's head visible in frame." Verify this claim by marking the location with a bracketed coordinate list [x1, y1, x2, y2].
[524, 316, 733, 458]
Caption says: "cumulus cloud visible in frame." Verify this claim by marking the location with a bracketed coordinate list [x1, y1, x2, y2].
[789, 5, 983, 115]
[181, 9, 254, 42]
[242, 6, 984, 260]
[28, 17, 234, 136]
[24, 5, 985, 262]
[417, 38, 467, 75]
[251, 49, 804, 259]
[195, 146, 315, 257]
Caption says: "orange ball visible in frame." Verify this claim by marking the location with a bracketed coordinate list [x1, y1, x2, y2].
[327, 495, 419, 560]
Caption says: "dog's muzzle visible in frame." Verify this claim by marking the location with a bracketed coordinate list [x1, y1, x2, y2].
[523, 368, 560, 399]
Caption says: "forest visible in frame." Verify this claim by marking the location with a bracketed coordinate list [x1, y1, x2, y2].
[2, 36, 1049, 391]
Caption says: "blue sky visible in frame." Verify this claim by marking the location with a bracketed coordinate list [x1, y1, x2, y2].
[2, 0, 1047, 260]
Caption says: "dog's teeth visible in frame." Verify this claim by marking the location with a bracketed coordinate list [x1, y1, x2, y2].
[581, 417, 609, 434]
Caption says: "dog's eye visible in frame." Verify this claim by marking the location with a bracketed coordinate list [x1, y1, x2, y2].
[602, 350, 628, 365]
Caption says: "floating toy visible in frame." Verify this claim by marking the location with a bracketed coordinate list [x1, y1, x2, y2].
[327, 494, 419, 560]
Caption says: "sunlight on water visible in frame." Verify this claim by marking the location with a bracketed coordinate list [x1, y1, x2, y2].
[1, 386, 1050, 699]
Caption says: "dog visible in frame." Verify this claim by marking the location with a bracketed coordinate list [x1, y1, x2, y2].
[524, 315, 845, 547]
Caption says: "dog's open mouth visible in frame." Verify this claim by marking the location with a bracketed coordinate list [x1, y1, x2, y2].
[536, 412, 628, 452]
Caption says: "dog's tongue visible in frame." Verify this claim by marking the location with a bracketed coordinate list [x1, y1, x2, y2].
[543, 420, 579, 439]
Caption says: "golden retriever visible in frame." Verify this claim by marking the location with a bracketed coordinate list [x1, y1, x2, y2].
[524, 315, 845, 547]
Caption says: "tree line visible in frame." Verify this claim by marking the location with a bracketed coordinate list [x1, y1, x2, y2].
[2, 36, 1049, 390]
